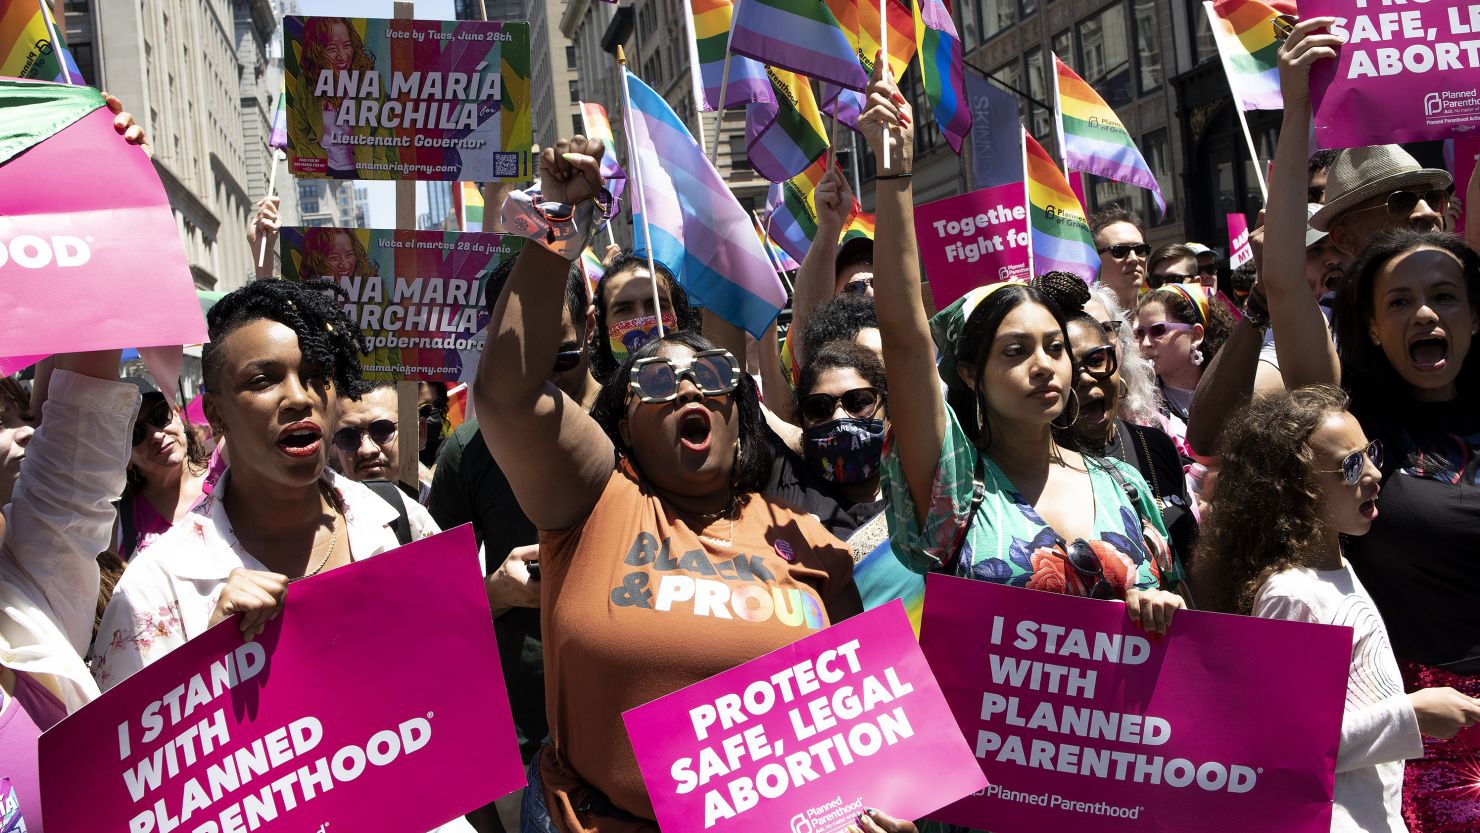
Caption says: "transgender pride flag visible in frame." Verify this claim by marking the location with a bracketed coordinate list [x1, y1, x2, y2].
[622, 70, 788, 338]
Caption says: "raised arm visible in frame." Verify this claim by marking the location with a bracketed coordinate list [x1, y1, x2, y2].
[789, 167, 853, 368]
[860, 65, 945, 522]
[1467, 156, 1479, 254]
[1267, 19, 1345, 390]
[475, 138, 615, 531]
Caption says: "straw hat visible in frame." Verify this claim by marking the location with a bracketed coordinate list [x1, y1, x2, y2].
[1310, 145, 1451, 232]
[1305, 203, 1328, 248]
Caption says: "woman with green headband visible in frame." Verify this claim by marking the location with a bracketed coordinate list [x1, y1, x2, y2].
[857, 65, 1185, 640]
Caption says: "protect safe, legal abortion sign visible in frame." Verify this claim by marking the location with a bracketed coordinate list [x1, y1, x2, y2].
[40, 526, 525, 833]
[919, 574, 1351, 833]
[623, 602, 985, 833]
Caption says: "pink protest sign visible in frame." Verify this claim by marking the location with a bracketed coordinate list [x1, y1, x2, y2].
[919, 574, 1351, 833]
[623, 601, 986, 833]
[1448, 136, 1480, 232]
[1308, 0, 1480, 148]
[0, 85, 205, 360]
[1227, 214, 1252, 270]
[913, 183, 1032, 308]
[39, 525, 525, 833]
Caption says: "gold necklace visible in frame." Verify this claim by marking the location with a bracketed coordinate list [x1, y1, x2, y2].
[289, 509, 341, 583]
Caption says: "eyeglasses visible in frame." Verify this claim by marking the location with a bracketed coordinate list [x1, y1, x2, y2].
[131, 400, 176, 447]
[628, 349, 741, 404]
[1133, 321, 1195, 341]
[1076, 344, 1119, 381]
[1346, 189, 1450, 220]
[1146, 272, 1196, 289]
[1097, 243, 1150, 259]
[418, 403, 443, 422]
[332, 419, 397, 454]
[1316, 439, 1382, 486]
[799, 387, 883, 424]
[1101, 319, 1123, 336]
[843, 276, 874, 295]
[1060, 541, 1116, 600]
[552, 350, 582, 373]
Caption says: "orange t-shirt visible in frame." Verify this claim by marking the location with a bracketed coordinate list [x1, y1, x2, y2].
[537, 462, 862, 832]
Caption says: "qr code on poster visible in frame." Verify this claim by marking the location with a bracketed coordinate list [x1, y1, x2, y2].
[493, 153, 520, 177]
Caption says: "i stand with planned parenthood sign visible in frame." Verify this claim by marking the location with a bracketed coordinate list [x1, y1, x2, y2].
[919, 574, 1352, 833]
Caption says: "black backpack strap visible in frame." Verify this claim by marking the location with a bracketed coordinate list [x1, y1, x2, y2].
[363, 479, 413, 546]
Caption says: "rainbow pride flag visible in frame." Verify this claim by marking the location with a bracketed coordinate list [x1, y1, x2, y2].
[456, 182, 484, 232]
[1053, 54, 1166, 217]
[1, 0, 84, 83]
[754, 214, 801, 271]
[580, 247, 604, 298]
[730, 0, 868, 91]
[579, 100, 627, 200]
[268, 87, 288, 149]
[686, 0, 772, 111]
[820, 0, 916, 133]
[444, 383, 469, 431]
[915, 0, 971, 153]
[840, 209, 876, 249]
[746, 67, 829, 183]
[764, 157, 827, 266]
[1025, 129, 1099, 281]
[1205, 0, 1283, 111]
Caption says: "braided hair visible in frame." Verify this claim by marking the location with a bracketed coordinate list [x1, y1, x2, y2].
[202, 278, 367, 398]
[1032, 271, 1092, 318]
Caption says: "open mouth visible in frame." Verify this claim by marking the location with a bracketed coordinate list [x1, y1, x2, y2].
[276, 422, 323, 458]
[1079, 397, 1109, 425]
[1408, 334, 1449, 372]
[1359, 497, 1379, 521]
[677, 407, 713, 453]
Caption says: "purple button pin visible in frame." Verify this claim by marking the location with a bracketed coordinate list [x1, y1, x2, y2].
[774, 539, 795, 562]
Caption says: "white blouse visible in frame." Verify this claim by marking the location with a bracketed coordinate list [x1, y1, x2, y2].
[92, 467, 438, 691]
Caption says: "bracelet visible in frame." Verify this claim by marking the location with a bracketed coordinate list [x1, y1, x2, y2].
[501, 186, 612, 260]
[1242, 299, 1270, 333]
[876, 172, 913, 180]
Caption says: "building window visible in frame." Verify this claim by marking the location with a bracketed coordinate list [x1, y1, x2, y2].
[1132, 0, 1162, 95]
[959, 0, 981, 48]
[1142, 128, 1175, 225]
[1189, 0, 1219, 65]
[574, 114, 585, 136]
[728, 134, 751, 173]
[903, 64, 939, 154]
[1024, 49, 1051, 145]
[966, 0, 1016, 44]
[565, 45, 576, 67]
[568, 79, 580, 102]
[1052, 29, 1073, 64]
[1022, 0, 1038, 19]
[1076, 2, 1132, 108]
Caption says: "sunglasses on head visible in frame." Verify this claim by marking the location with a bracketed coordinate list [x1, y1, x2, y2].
[131, 399, 176, 447]
[628, 349, 741, 404]
[1077, 344, 1119, 381]
[1348, 189, 1450, 220]
[799, 387, 883, 424]
[332, 419, 397, 454]
[1317, 439, 1382, 486]
[1097, 243, 1150, 259]
[553, 349, 582, 373]
[1133, 321, 1195, 341]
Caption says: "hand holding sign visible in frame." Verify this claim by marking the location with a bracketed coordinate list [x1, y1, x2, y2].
[209, 567, 289, 641]
[1278, 16, 1345, 110]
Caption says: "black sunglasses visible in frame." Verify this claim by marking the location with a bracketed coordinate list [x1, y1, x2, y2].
[1197, 262, 1218, 276]
[1317, 439, 1382, 486]
[1061, 540, 1116, 599]
[332, 419, 397, 454]
[553, 350, 582, 373]
[799, 388, 883, 424]
[1076, 344, 1119, 381]
[131, 399, 176, 447]
[1097, 243, 1150, 259]
[843, 276, 874, 295]
[1348, 189, 1450, 220]
[1146, 272, 1195, 290]
[628, 350, 740, 404]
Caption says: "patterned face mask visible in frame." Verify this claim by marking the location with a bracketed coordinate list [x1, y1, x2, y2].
[608, 313, 678, 364]
[802, 418, 886, 485]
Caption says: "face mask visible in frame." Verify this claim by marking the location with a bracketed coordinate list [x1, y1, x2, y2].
[608, 313, 678, 364]
[802, 418, 885, 485]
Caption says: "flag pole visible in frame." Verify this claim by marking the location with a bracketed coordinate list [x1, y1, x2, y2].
[707, 0, 740, 167]
[256, 149, 286, 270]
[753, 210, 794, 295]
[879, 0, 890, 171]
[1050, 53, 1069, 175]
[682, 0, 710, 151]
[40, 0, 72, 85]
[1021, 126, 1035, 277]
[617, 47, 666, 338]
[579, 101, 620, 248]
[1202, 2, 1267, 202]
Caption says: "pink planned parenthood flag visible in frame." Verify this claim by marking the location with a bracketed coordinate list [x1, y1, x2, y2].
[1307, 0, 1480, 147]
[0, 79, 205, 361]
[623, 602, 986, 832]
[913, 184, 1032, 307]
[39, 525, 526, 833]
[919, 573, 1351, 833]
